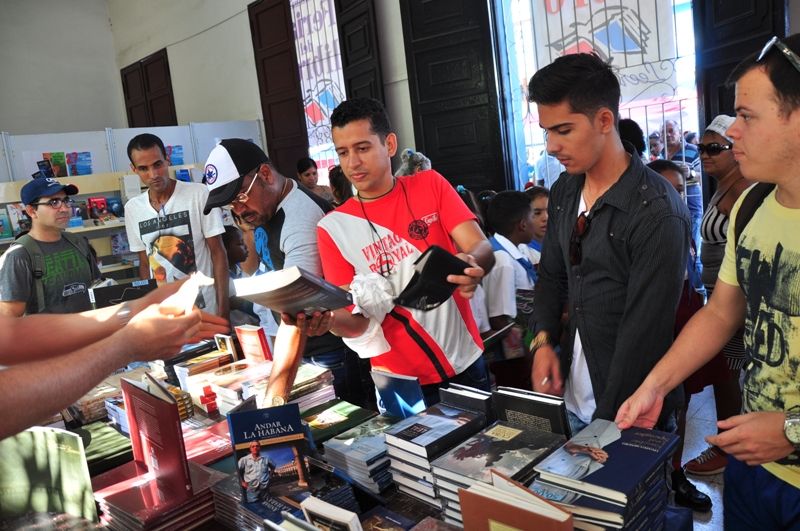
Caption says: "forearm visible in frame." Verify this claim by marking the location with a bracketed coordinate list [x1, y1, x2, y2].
[464, 239, 495, 275]
[0, 332, 133, 439]
[138, 261, 150, 281]
[264, 322, 307, 403]
[328, 309, 370, 339]
[213, 262, 230, 318]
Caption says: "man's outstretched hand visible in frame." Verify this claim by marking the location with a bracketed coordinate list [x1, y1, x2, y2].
[615, 385, 665, 430]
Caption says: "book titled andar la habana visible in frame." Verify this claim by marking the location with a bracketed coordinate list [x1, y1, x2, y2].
[226, 403, 308, 502]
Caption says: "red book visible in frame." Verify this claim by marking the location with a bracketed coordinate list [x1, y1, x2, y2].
[121, 374, 193, 499]
[234, 324, 272, 362]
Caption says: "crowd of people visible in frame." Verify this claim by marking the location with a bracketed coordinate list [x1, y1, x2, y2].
[1, 34, 799, 530]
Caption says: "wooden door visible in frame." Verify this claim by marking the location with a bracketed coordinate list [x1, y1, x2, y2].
[334, 0, 384, 100]
[249, 0, 309, 177]
[399, 0, 511, 191]
[121, 49, 177, 128]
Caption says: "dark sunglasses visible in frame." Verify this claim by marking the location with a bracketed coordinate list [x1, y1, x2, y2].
[758, 36, 800, 75]
[569, 212, 591, 266]
[697, 143, 732, 156]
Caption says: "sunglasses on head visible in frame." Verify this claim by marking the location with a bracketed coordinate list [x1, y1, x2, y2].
[758, 36, 800, 75]
[697, 143, 732, 156]
[569, 212, 591, 266]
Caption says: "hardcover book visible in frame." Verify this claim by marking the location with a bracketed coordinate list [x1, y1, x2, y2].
[0, 210, 12, 240]
[106, 197, 124, 218]
[5, 203, 29, 233]
[301, 399, 377, 445]
[233, 265, 353, 318]
[439, 384, 496, 424]
[533, 419, 679, 506]
[458, 470, 572, 531]
[431, 420, 565, 487]
[493, 386, 571, 437]
[210, 360, 274, 401]
[383, 403, 486, 460]
[226, 402, 308, 503]
[110, 231, 129, 254]
[371, 370, 425, 419]
[235, 324, 272, 363]
[89, 279, 158, 309]
[0, 427, 97, 521]
[121, 373, 193, 499]
[70, 420, 134, 477]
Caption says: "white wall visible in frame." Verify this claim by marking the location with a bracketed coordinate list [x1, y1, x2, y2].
[107, 0, 263, 127]
[0, 0, 126, 135]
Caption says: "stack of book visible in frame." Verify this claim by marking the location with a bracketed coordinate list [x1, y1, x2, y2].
[72, 380, 121, 424]
[321, 414, 401, 493]
[151, 340, 218, 387]
[382, 391, 489, 510]
[105, 396, 128, 432]
[209, 360, 274, 413]
[38, 411, 65, 429]
[174, 348, 235, 391]
[70, 421, 134, 477]
[301, 399, 377, 446]
[94, 461, 227, 531]
[530, 419, 678, 530]
[241, 362, 335, 411]
[430, 420, 565, 525]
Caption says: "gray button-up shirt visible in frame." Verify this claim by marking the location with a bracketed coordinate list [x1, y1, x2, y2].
[530, 143, 690, 424]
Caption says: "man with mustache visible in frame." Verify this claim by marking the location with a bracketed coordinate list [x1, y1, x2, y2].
[0, 178, 100, 315]
[125, 133, 229, 318]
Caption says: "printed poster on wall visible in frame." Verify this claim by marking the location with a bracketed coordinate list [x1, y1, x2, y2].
[531, 0, 678, 104]
[66, 151, 93, 176]
[166, 145, 184, 166]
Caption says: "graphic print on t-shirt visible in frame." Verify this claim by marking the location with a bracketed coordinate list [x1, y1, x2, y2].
[138, 210, 205, 308]
[42, 249, 88, 297]
[253, 227, 274, 272]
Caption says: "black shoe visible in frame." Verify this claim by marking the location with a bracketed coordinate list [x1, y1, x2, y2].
[672, 468, 712, 512]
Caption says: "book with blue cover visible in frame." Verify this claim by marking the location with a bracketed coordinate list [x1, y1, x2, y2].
[384, 403, 487, 460]
[371, 370, 426, 419]
[533, 419, 678, 506]
[226, 403, 308, 503]
[360, 505, 416, 531]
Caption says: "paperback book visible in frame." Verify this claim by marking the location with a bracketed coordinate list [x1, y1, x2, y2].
[235, 324, 273, 363]
[233, 265, 353, 317]
[371, 370, 425, 419]
[493, 386, 571, 437]
[301, 399, 377, 445]
[323, 414, 400, 469]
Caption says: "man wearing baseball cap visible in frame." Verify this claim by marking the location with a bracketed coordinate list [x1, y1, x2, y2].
[0, 178, 100, 315]
[204, 139, 373, 408]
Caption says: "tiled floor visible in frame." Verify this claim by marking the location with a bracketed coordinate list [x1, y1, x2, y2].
[680, 385, 725, 530]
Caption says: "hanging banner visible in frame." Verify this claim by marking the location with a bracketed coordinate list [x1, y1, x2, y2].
[531, 0, 678, 103]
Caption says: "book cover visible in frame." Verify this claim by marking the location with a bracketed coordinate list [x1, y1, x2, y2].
[301, 399, 377, 445]
[70, 421, 133, 477]
[493, 386, 571, 437]
[323, 414, 400, 468]
[106, 197, 124, 218]
[121, 374, 193, 499]
[72, 200, 90, 220]
[371, 370, 426, 419]
[182, 417, 233, 467]
[0, 210, 13, 240]
[6, 203, 29, 234]
[439, 385, 496, 424]
[235, 324, 272, 363]
[533, 419, 679, 506]
[233, 265, 353, 317]
[384, 403, 487, 459]
[43, 152, 67, 178]
[110, 231, 129, 254]
[227, 403, 308, 503]
[0, 427, 97, 521]
[87, 197, 108, 219]
[431, 420, 566, 487]
[300, 496, 362, 531]
[211, 360, 274, 401]
[458, 470, 573, 531]
[360, 506, 416, 531]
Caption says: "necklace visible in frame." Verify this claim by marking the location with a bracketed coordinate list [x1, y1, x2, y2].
[357, 178, 396, 202]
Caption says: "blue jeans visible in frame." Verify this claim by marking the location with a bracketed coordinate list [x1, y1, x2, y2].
[420, 356, 490, 407]
[686, 183, 706, 298]
[724, 455, 800, 530]
[305, 347, 375, 409]
[566, 408, 679, 437]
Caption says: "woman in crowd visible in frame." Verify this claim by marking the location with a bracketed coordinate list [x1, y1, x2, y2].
[296, 157, 334, 202]
[328, 164, 353, 206]
[683, 114, 754, 477]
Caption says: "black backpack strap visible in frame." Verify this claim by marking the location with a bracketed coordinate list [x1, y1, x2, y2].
[61, 231, 93, 265]
[734, 183, 776, 250]
[15, 234, 46, 314]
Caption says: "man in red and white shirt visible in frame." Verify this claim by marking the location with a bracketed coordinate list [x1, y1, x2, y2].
[302, 98, 495, 404]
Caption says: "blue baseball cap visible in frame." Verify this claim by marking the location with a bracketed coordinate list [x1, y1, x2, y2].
[21, 178, 79, 206]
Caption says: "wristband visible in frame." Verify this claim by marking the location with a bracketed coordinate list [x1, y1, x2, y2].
[530, 332, 552, 355]
[116, 301, 133, 328]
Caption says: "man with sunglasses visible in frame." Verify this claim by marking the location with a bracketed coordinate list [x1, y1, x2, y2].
[526, 53, 690, 439]
[203, 139, 373, 409]
[0, 178, 100, 315]
[617, 34, 800, 529]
